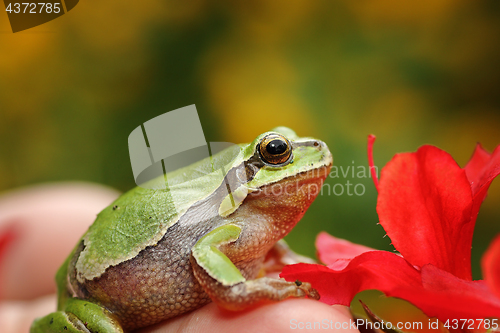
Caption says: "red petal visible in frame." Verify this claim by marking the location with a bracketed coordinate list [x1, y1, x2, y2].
[316, 232, 374, 267]
[464, 144, 500, 199]
[392, 265, 500, 321]
[377, 145, 474, 280]
[367, 134, 379, 191]
[481, 234, 500, 299]
[464, 143, 493, 196]
[280, 251, 421, 306]
[464, 144, 500, 222]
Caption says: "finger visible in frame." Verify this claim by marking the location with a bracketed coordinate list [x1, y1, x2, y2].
[0, 294, 56, 333]
[142, 299, 358, 333]
[0, 182, 119, 300]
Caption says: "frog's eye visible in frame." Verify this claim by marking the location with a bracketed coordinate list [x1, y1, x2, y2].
[258, 134, 293, 166]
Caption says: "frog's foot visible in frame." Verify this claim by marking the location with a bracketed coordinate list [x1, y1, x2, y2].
[190, 224, 319, 311]
[263, 239, 317, 274]
[30, 299, 123, 333]
[195, 269, 320, 311]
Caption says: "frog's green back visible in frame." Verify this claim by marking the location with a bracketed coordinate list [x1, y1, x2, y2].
[75, 127, 306, 282]
[75, 143, 242, 282]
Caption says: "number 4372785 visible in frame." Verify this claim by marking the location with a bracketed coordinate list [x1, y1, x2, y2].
[443, 319, 498, 330]
[5, 3, 61, 14]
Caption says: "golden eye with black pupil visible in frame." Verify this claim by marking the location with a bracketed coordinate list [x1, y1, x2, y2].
[258, 134, 292, 166]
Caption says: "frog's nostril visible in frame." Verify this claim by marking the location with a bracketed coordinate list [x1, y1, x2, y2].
[313, 141, 319, 147]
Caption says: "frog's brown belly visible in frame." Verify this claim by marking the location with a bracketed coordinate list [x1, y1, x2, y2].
[77, 222, 262, 331]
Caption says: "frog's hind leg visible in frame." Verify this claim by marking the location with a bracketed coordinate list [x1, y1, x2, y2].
[31, 311, 91, 333]
[190, 225, 319, 311]
[30, 298, 124, 333]
[31, 247, 124, 333]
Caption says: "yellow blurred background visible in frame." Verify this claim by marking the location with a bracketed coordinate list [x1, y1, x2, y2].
[1, 0, 500, 325]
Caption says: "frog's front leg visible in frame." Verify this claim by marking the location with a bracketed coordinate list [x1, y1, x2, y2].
[30, 298, 123, 333]
[190, 224, 319, 311]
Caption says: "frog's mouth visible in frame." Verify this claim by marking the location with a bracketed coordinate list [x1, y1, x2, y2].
[241, 164, 332, 234]
[247, 163, 332, 203]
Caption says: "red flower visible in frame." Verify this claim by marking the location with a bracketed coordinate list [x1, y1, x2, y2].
[281, 137, 500, 322]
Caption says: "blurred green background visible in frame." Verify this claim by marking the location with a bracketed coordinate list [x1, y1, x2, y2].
[1, 0, 500, 322]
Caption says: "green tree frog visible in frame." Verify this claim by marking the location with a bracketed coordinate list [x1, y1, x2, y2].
[31, 127, 332, 332]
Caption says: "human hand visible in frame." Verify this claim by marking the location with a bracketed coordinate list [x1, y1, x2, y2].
[0, 183, 357, 333]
